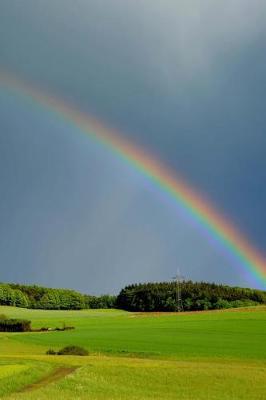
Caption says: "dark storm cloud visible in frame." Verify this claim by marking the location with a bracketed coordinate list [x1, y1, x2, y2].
[0, 1, 266, 291]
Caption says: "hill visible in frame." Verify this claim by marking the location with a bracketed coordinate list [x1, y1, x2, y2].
[0, 305, 265, 399]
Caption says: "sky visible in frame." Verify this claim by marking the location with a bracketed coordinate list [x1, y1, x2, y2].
[0, 1, 266, 294]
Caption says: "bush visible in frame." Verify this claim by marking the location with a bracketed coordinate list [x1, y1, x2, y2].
[46, 349, 57, 355]
[57, 345, 88, 356]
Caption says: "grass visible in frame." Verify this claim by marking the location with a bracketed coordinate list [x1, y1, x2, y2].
[0, 305, 266, 399]
[0, 359, 53, 397]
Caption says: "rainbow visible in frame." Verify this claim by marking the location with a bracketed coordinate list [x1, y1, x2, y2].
[1, 70, 266, 289]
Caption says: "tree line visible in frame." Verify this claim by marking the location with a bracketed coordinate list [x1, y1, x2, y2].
[116, 281, 266, 311]
[0, 281, 265, 311]
[0, 283, 115, 310]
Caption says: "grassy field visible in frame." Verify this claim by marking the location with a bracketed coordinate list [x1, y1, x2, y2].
[0, 306, 266, 399]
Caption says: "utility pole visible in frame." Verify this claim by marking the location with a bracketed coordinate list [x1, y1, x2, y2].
[172, 269, 184, 312]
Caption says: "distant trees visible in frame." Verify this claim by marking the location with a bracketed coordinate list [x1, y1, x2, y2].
[116, 281, 266, 312]
[0, 284, 29, 308]
[1, 280, 265, 312]
[38, 289, 85, 310]
[6, 284, 86, 310]
[84, 294, 117, 309]
[0, 282, 115, 310]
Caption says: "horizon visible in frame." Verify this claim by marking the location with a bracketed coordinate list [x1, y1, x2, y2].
[3, 277, 265, 297]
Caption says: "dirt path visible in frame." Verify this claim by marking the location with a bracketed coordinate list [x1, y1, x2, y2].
[20, 366, 78, 392]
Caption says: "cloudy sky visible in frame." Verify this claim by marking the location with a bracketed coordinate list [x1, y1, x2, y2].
[0, 1, 266, 293]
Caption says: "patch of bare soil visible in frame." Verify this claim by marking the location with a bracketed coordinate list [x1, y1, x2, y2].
[20, 366, 78, 392]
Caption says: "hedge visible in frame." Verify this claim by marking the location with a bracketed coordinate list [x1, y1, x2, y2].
[0, 318, 31, 332]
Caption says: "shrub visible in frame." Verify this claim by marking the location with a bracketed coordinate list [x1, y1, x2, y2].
[40, 327, 49, 331]
[46, 349, 57, 355]
[57, 345, 88, 356]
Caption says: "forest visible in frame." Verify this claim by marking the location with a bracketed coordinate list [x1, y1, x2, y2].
[116, 281, 266, 311]
[0, 281, 265, 311]
[0, 283, 116, 310]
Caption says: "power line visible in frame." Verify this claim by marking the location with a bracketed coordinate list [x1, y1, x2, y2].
[172, 269, 185, 312]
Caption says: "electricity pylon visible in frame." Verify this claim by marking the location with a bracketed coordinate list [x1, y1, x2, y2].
[172, 269, 185, 312]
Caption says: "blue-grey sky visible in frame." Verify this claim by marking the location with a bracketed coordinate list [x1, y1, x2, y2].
[0, 1, 266, 293]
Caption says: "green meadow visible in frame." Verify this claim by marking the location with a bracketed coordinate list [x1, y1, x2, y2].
[0, 306, 266, 399]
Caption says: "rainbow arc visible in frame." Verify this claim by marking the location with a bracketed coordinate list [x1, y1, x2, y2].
[1, 71, 265, 288]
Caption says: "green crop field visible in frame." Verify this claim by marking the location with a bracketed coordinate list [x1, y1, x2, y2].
[0, 306, 266, 399]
